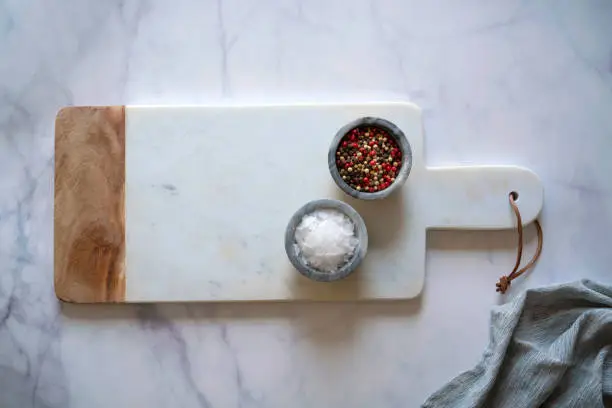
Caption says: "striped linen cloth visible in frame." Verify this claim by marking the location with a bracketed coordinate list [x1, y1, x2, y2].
[423, 280, 612, 408]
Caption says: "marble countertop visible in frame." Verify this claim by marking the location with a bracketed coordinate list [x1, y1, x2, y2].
[2, 1, 612, 407]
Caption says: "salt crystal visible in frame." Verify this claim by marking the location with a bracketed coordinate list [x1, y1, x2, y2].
[294, 209, 359, 273]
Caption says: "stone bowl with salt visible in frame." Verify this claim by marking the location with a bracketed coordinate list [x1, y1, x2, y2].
[285, 199, 368, 282]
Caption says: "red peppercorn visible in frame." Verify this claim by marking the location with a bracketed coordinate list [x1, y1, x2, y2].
[391, 166, 397, 172]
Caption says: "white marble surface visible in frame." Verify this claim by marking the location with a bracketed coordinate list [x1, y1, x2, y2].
[123, 103, 541, 302]
[1, 0, 611, 406]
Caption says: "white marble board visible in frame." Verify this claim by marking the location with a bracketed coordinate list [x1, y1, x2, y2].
[118, 102, 543, 302]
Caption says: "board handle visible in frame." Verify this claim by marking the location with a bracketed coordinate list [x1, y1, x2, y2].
[423, 166, 543, 229]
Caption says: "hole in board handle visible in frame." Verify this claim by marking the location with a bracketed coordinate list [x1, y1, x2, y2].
[509, 191, 519, 202]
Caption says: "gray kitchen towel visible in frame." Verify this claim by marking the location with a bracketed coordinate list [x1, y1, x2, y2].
[423, 280, 612, 408]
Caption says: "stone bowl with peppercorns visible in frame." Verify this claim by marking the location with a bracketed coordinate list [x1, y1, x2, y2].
[328, 117, 412, 200]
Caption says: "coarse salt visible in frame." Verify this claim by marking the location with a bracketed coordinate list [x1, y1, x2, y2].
[294, 209, 359, 273]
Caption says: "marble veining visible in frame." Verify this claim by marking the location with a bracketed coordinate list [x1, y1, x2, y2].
[1, 0, 612, 406]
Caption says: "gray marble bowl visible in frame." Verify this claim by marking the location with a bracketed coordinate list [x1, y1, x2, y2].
[328, 117, 412, 200]
[284, 199, 368, 282]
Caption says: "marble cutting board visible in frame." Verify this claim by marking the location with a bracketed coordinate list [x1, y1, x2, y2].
[54, 102, 543, 303]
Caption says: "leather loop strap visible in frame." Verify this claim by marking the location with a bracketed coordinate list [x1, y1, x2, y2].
[496, 193, 543, 294]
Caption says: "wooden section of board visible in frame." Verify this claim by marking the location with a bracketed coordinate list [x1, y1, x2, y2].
[54, 106, 126, 303]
